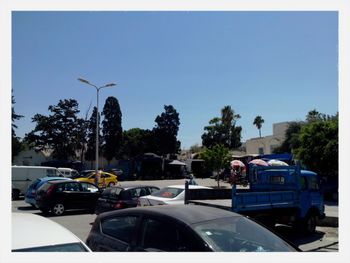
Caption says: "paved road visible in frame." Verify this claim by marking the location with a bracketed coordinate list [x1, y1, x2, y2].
[12, 178, 338, 252]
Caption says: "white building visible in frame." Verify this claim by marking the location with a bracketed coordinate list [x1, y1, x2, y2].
[245, 122, 290, 155]
[13, 149, 51, 166]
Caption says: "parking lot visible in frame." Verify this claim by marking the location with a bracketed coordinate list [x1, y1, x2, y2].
[12, 178, 338, 252]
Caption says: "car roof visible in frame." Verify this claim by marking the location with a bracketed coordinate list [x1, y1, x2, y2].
[39, 177, 72, 182]
[113, 184, 159, 190]
[12, 213, 89, 250]
[48, 180, 83, 185]
[165, 185, 212, 189]
[98, 204, 240, 225]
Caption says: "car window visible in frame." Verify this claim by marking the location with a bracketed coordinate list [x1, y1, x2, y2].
[150, 187, 183, 199]
[62, 182, 81, 192]
[81, 182, 99, 192]
[140, 218, 192, 251]
[101, 216, 138, 243]
[122, 189, 138, 199]
[149, 187, 159, 194]
[193, 216, 294, 252]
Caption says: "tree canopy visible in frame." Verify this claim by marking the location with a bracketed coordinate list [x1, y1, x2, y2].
[101, 96, 123, 163]
[200, 144, 231, 187]
[12, 94, 24, 160]
[253, 115, 264, 138]
[85, 107, 100, 163]
[202, 105, 242, 149]
[25, 99, 84, 160]
[153, 105, 181, 155]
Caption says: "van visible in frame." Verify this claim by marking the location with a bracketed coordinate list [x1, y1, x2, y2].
[12, 166, 64, 200]
[58, 167, 80, 178]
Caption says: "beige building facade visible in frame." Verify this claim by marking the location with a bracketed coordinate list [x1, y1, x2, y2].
[245, 122, 290, 155]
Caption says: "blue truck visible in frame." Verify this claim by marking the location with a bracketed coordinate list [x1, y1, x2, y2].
[186, 165, 325, 234]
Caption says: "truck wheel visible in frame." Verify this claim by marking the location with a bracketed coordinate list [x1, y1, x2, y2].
[304, 214, 317, 234]
[52, 203, 65, 216]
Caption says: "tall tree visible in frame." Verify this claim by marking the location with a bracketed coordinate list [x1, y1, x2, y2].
[253, 115, 264, 138]
[12, 94, 23, 161]
[25, 99, 84, 160]
[85, 107, 100, 167]
[306, 109, 325, 123]
[202, 106, 242, 149]
[153, 105, 181, 156]
[101, 96, 123, 164]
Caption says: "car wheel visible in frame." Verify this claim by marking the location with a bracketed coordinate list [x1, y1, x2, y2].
[108, 182, 115, 187]
[52, 203, 65, 216]
[12, 189, 20, 200]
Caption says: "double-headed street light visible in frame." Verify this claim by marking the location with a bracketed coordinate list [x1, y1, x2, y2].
[78, 78, 116, 177]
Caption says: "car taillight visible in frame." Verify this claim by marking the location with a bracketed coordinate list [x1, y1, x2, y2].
[46, 185, 55, 196]
[113, 201, 125, 209]
[31, 189, 36, 195]
[137, 199, 141, 207]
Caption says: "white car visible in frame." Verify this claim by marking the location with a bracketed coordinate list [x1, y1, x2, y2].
[137, 184, 211, 206]
[12, 213, 91, 252]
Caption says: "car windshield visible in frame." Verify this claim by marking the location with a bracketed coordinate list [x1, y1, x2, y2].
[150, 187, 183, 199]
[193, 216, 295, 252]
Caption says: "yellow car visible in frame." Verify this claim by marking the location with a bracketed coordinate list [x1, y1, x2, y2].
[75, 171, 118, 188]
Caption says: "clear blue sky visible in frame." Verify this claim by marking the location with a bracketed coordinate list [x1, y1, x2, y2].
[12, 11, 338, 149]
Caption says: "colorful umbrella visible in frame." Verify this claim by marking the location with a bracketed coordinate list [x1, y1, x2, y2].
[249, 159, 269, 166]
[267, 159, 289, 166]
[230, 160, 245, 168]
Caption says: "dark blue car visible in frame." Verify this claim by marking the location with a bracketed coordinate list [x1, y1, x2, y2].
[25, 177, 71, 208]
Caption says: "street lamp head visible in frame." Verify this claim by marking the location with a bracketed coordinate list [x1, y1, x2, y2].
[78, 78, 90, 84]
[105, 83, 116, 87]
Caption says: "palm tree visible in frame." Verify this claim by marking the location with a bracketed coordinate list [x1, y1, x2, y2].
[253, 116, 264, 138]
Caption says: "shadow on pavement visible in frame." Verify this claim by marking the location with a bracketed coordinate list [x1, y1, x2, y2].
[274, 225, 325, 247]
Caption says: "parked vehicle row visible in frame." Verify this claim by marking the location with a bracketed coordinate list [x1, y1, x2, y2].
[137, 184, 211, 206]
[95, 185, 159, 215]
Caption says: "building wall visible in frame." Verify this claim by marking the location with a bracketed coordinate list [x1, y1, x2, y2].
[245, 122, 289, 155]
[13, 149, 49, 166]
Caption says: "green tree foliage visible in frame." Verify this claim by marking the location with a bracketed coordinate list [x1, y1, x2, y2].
[200, 144, 231, 187]
[253, 115, 264, 138]
[121, 128, 156, 158]
[12, 94, 23, 161]
[25, 99, 84, 160]
[101, 96, 123, 163]
[85, 107, 100, 164]
[294, 116, 338, 179]
[201, 106, 242, 149]
[273, 122, 303, 154]
[153, 105, 181, 155]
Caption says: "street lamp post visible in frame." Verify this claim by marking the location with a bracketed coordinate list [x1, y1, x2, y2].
[78, 78, 116, 177]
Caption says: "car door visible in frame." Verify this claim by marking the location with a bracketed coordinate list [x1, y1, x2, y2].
[135, 216, 202, 252]
[63, 181, 85, 209]
[95, 215, 139, 251]
[79, 182, 101, 209]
